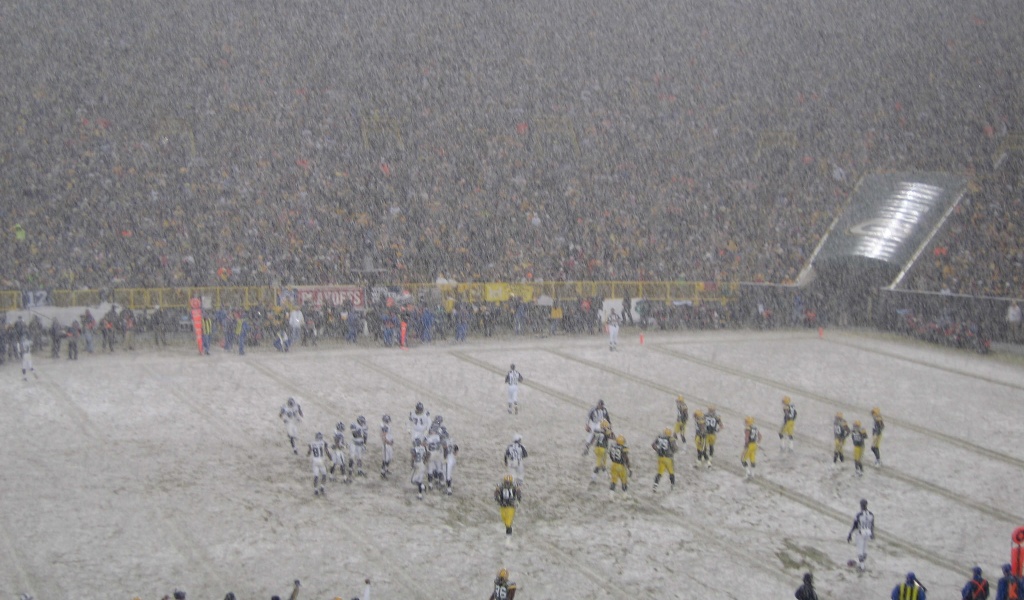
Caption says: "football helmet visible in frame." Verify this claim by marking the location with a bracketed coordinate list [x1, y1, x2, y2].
[663, 427, 673, 437]
[707, 405, 717, 414]
[434, 415, 443, 424]
[745, 416, 754, 426]
[853, 420, 862, 427]
[782, 396, 791, 405]
[287, 397, 295, 407]
[676, 394, 685, 403]
[357, 416, 367, 426]
[382, 414, 391, 424]
[871, 407, 881, 416]
[835, 412, 844, 419]
[694, 409, 704, 418]
[497, 568, 508, 582]
[600, 419, 611, 430]
[512, 433, 522, 443]
[315, 432, 323, 441]
[503, 475, 514, 485]
[415, 402, 424, 414]
[596, 399, 605, 408]
[510, 363, 515, 370]
[336, 421, 345, 431]
[616, 435, 625, 445]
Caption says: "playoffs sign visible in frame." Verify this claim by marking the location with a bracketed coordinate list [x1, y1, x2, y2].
[279, 285, 366, 309]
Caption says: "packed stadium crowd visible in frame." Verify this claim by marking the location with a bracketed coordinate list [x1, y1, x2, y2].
[1, 1, 1021, 298]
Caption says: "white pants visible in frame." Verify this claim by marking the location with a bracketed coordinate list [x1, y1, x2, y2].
[311, 458, 327, 478]
[411, 463, 426, 485]
[855, 531, 870, 562]
[507, 461, 525, 485]
[608, 324, 619, 347]
[445, 455, 457, 482]
[349, 443, 366, 467]
[285, 420, 299, 439]
[507, 385, 519, 408]
[382, 443, 393, 465]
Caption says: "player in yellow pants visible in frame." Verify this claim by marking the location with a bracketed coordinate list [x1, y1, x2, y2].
[741, 416, 762, 478]
[494, 475, 521, 540]
[609, 435, 631, 492]
[651, 428, 677, 492]
[693, 409, 708, 467]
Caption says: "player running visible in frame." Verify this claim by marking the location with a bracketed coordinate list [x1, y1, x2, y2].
[279, 397, 304, 455]
[652, 428, 677, 492]
[741, 416, 763, 478]
[494, 475, 522, 542]
[778, 396, 797, 452]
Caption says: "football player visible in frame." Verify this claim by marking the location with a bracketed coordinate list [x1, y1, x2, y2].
[652, 428, 677, 492]
[410, 437, 429, 500]
[583, 399, 611, 456]
[869, 407, 884, 467]
[591, 419, 612, 484]
[850, 420, 868, 476]
[330, 421, 349, 483]
[349, 416, 369, 477]
[490, 568, 517, 600]
[307, 432, 330, 496]
[693, 409, 708, 467]
[741, 416, 762, 478]
[833, 412, 850, 466]
[425, 425, 445, 491]
[703, 407, 723, 468]
[279, 397, 304, 454]
[673, 395, 688, 446]
[609, 434, 631, 492]
[408, 401, 430, 442]
[778, 396, 797, 452]
[494, 475, 522, 540]
[379, 415, 394, 479]
[443, 432, 459, 495]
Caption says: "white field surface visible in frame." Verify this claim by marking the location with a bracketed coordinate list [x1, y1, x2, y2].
[2, 328, 1022, 599]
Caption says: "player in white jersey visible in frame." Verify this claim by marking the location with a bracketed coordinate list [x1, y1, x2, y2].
[20, 337, 36, 381]
[408, 401, 431, 442]
[349, 416, 369, 477]
[443, 434, 459, 495]
[504, 434, 528, 486]
[307, 432, 331, 496]
[583, 399, 611, 456]
[425, 427, 445, 491]
[279, 397, 304, 454]
[379, 415, 394, 479]
[330, 421, 349, 482]
[606, 308, 621, 351]
[410, 437, 429, 500]
[846, 498, 875, 571]
[504, 363, 524, 414]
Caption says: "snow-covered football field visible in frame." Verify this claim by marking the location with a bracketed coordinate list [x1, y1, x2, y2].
[2, 327, 1022, 599]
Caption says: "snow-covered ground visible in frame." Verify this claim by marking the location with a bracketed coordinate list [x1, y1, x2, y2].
[2, 328, 1021, 599]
